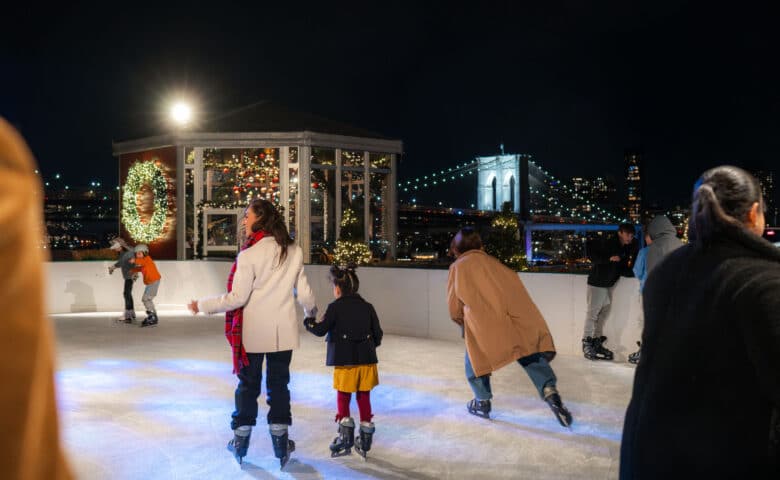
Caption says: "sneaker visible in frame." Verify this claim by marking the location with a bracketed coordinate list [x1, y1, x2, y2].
[467, 398, 491, 419]
[628, 341, 641, 365]
[543, 386, 573, 427]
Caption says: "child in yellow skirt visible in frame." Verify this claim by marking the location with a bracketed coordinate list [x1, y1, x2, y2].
[304, 265, 383, 458]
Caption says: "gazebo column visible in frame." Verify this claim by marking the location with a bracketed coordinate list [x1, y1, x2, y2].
[299, 145, 311, 263]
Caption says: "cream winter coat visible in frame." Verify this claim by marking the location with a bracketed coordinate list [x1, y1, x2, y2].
[197, 238, 316, 353]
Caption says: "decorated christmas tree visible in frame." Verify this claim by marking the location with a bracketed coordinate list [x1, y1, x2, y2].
[332, 208, 372, 267]
[484, 202, 527, 270]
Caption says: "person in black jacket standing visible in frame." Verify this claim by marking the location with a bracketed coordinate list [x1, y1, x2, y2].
[582, 223, 639, 360]
[304, 266, 383, 459]
[620, 166, 780, 478]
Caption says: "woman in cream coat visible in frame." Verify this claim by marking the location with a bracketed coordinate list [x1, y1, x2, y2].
[189, 199, 316, 467]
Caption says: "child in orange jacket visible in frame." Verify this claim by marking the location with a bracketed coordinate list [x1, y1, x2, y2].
[129, 244, 161, 327]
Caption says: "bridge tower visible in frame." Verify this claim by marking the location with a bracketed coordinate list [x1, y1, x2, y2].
[476, 152, 531, 220]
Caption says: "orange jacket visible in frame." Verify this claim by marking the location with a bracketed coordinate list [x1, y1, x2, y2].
[132, 255, 161, 284]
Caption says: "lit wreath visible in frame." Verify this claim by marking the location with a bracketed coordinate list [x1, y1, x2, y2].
[122, 161, 169, 242]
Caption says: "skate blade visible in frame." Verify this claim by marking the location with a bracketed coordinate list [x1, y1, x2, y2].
[467, 409, 490, 420]
[279, 454, 290, 469]
[330, 448, 352, 457]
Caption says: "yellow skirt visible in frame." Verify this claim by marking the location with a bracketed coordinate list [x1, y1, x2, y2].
[333, 364, 379, 392]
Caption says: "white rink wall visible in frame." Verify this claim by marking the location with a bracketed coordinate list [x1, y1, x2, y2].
[45, 262, 643, 360]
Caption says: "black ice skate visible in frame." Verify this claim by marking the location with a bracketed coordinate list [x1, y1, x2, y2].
[355, 421, 375, 460]
[330, 417, 355, 457]
[269, 424, 295, 469]
[582, 336, 613, 360]
[543, 386, 573, 428]
[628, 341, 641, 365]
[140, 311, 158, 327]
[467, 398, 491, 419]
[227, 426, 251, 465]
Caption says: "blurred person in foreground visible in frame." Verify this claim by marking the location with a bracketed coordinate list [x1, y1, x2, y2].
[0, 118, 72, 479]
[620, 166, 780, 478]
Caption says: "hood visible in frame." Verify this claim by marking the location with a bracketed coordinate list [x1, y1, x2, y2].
[647, 215, 677, 240]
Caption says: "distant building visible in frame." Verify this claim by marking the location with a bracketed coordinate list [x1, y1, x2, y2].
[753, 169, 777, 226]
[625, 150, 644, 224]
[571, 176, 617, 215]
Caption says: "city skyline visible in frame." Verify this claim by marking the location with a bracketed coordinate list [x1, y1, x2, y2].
[2, 3, 780, 213]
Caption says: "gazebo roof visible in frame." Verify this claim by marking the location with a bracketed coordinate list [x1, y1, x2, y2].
[117, 101, 393, 142]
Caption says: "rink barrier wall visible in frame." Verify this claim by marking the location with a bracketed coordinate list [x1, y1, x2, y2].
[46, 262, 643, 360]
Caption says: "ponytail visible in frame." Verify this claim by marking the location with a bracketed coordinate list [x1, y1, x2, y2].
[689, 166, 763, 245]
[329, 264, 360, 295]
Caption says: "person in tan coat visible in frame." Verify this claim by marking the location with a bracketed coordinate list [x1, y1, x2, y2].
[0, 118, 73, 479]
[447, 227, 572, 426]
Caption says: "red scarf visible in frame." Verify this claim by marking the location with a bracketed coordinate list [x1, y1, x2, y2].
[225, 230, 266, 374]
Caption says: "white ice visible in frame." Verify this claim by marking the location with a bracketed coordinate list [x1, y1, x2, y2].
[53, 311, 634, 479]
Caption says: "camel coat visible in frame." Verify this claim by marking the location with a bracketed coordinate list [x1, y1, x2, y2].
[447, 249, 556, 377]
[0, 118, 73, 479]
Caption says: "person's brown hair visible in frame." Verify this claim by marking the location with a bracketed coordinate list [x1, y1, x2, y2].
[689, 165, 763, 245]
[247, 199, 293, 265]
[455, 227, 483, 254]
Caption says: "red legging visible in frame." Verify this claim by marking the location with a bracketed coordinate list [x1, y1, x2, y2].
[336, 390, 373, 423]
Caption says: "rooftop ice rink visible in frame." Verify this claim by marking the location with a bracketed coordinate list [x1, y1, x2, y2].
[49, 262, 641, 479]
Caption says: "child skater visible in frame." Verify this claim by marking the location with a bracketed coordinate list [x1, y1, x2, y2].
[303, 265, 383, 459]
[129, 244, 161, 327]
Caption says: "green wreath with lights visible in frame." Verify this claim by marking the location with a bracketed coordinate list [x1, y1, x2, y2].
[122, 161, 169, 242]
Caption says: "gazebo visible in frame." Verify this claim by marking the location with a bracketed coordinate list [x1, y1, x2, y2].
[112, 102, 402, 262]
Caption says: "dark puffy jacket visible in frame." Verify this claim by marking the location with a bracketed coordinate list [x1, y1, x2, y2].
[304, 294, 383, 366]
[586, 236, 639, 287]
[620, 226, 780, 478]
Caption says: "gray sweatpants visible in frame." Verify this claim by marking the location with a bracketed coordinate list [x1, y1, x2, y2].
[583, 285, 612, 338]
[142, 280, 160, 312]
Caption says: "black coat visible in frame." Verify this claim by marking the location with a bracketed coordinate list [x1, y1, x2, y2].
[620, 226, 780, 478]
[303, 294, 383, 366]
[586, 236, 639, 287]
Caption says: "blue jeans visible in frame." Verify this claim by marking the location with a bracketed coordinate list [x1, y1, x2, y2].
[465, 351, 556, 401]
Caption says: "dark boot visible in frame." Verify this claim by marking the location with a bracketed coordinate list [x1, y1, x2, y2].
[269, 424, 295, 469]
[543, 386, 573, 427]
[227, 426, 251, 465]
[582, 337, 598, 360]
[330, 417, 355, 457]
[355, 421, 375, 459]
[628, 341, 641, 365]
[467, 398, 491, 419]
[594, 336, 614, 360]
[141, 311, 158, 327]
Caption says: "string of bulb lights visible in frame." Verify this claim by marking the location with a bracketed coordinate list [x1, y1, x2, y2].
[397, 157, 629, 223]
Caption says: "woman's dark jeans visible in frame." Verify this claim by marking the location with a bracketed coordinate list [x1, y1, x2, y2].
[231, 350, 293, 430]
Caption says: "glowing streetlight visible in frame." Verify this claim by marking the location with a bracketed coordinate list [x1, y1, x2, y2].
[170, 101, 193, 126]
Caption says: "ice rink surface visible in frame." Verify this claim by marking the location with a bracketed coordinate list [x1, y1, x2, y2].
[52, 312, 635, 479]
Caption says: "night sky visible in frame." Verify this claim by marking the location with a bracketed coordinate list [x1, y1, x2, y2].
[2, 2, 778, 210]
